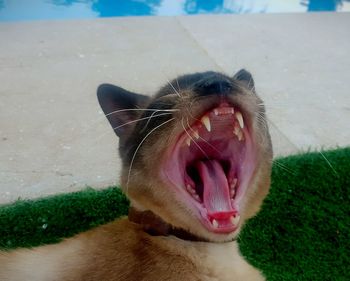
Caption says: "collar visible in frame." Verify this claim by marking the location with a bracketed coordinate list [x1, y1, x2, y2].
[128, 207, 209, 242]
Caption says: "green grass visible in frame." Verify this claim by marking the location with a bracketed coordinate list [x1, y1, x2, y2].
[0, 148, 349, 280]
[239, 148, 350, 281]
[0, 187, 129, 249]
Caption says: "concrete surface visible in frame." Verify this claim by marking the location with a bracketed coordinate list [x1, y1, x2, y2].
[0, 13, 349, 204]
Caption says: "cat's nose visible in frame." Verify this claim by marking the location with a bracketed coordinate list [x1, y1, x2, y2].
[193, 75, 233, 97]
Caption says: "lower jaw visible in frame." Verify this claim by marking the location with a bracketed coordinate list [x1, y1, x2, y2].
[203, 220, 239, 234]
[188, 201, 240, 234]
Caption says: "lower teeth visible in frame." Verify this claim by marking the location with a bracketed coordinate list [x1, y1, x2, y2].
[230, 215, 240, 225]
[212, 219, 219, 228]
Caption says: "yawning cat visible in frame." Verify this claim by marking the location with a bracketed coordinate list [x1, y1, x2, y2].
[0, 69, 272, 281]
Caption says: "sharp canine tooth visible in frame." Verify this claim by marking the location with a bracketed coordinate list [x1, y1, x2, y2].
[230, 215, 240, 226]
[235, 112, 244, 129]
[193, 130, 200, 139]
[201, 116, 211, 132]
[214, 109, 219, 116]
[212, 219, 219, 228]
[194, 194, 201, 202]
[186, 137, 191, 146]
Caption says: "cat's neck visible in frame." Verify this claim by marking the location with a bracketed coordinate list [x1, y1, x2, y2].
[128, 207, 209, 242]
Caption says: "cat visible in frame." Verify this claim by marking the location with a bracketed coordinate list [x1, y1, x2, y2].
[0, 69, 272, 281]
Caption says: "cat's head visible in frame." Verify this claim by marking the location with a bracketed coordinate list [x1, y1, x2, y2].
[97, 70, 272, 242]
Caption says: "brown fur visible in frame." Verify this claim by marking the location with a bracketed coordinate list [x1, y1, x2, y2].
[0, 219, 264, 281]
[0, 70, 272, 280]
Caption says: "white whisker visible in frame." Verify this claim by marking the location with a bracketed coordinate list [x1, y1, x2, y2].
[85, 113, 174, 156]
[113, 112, 173, 131]
[166, 78, 182, 99]
[274, 160, 296, 175]
[105, 108, 179, 117]
[181, 118, 209, 159]
[175, 78, 181, 92]
[256, 112, 269, 134]
[74, 108, 177, 139]
[142, 110, 173, 132]
[319, 151, 338, 176]
[186, 118, 221, 155]
[185, 99, 202, 122]
[126, 118, 175, 193]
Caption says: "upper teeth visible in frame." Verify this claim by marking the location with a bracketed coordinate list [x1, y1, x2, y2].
[237, 130, 243, 141]
[184, 108, 245, 148]
[214, 107, 235, 115]
[193, 130, 200, 139]
[235, 112, 244, 129]
[233, 124, 244, 141]
[201, 116, 211, 132]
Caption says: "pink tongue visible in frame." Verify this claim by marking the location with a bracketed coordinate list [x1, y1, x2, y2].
[196, 160, 234, 218]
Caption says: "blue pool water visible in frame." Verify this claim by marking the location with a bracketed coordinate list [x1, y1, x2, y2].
[0, 0, 349, 22]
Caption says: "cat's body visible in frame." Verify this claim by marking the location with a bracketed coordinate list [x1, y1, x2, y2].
[0, 70, 272, 281]
[0, 219, 263, 281]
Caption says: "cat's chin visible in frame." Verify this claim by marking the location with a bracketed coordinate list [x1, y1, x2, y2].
[162, 102, 256, 235]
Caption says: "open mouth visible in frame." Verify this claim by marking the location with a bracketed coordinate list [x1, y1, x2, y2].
[162, 102, 256, 234]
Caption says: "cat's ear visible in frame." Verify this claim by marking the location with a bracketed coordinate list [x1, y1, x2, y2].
[233, 69, 255, 92]
[97, 83, 150, 137]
